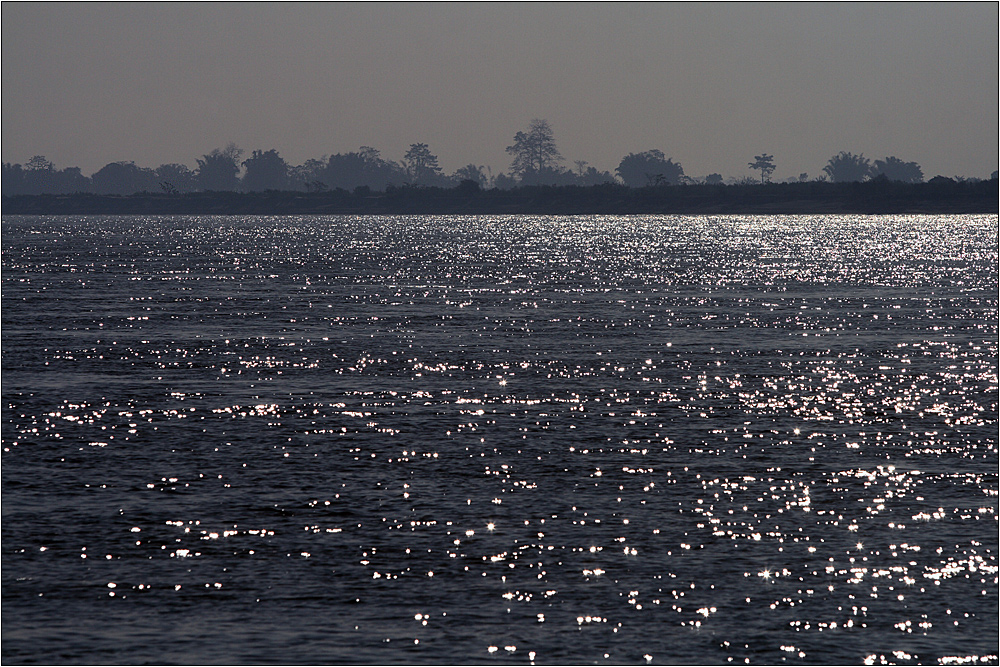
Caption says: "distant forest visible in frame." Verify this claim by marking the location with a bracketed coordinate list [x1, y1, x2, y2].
[6, 119, 999, 195]
[3, 118, 997, 214]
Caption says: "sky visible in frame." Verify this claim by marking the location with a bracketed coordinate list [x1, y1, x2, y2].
[3, 2, 998, 181]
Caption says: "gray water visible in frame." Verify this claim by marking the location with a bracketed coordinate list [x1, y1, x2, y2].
[2, 214, 997, 665]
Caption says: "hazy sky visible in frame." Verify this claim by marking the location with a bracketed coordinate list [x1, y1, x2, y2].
[3, 2, 998, 181]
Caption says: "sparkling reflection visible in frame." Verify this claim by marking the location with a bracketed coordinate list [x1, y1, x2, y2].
[1, 214, 997, 664]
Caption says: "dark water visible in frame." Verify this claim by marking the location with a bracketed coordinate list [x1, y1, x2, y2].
[2, 214, 997, 665]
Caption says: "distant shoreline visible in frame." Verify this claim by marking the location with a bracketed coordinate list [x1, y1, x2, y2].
[3, 179, 996, 215]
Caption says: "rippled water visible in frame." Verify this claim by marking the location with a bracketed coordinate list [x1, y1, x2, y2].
[2, 214, 997, 665]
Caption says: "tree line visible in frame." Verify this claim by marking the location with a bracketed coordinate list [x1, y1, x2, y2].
[3, 118, 994, 197]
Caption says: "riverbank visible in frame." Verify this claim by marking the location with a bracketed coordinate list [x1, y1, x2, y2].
[3, 177, 996, 215]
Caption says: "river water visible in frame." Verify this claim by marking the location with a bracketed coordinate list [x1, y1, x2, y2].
[2, 214, 997, 665]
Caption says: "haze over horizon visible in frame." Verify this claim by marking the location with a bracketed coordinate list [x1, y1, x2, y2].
[3, 2, 998, 182]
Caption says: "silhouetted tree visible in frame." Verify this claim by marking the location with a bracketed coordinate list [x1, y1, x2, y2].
[289, 158, 328, 191]
[155, 163, 197, 193]
[704, 173, 724, 185]
[90, 161, 159, 194]
[576, 166, 615, 186]
[322, 147, 404, 191]
[323, 152, 369, 191]
[452, 164, 489, 188]
[3, 157, 90, 195]
[197, 143, 243, 191]
[616, 150, 684, 187]
[748, 153, 776, 184]
[822, 151, 872, 182]
[15, 156, 55, 194]
[241, 149, 289, 191]
[56, 167, 89, 193]
[403, 143, 444, 185]
[26, 155, 55, 172]
[871, 156, 923, 183]
[506, 119, 563, 181]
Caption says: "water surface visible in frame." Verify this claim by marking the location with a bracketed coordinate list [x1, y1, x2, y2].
[2, 214, 997, 664]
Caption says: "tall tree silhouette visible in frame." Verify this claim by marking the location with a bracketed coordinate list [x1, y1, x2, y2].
[823, 152, 872, 183]
[196, 143, 243, 191]
[748, 154, 776, 184]
[403, 143, 443, 185]
[506, 119, 562, 181]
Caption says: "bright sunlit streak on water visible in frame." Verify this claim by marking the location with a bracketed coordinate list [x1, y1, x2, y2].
[1, 213, 997, 665]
